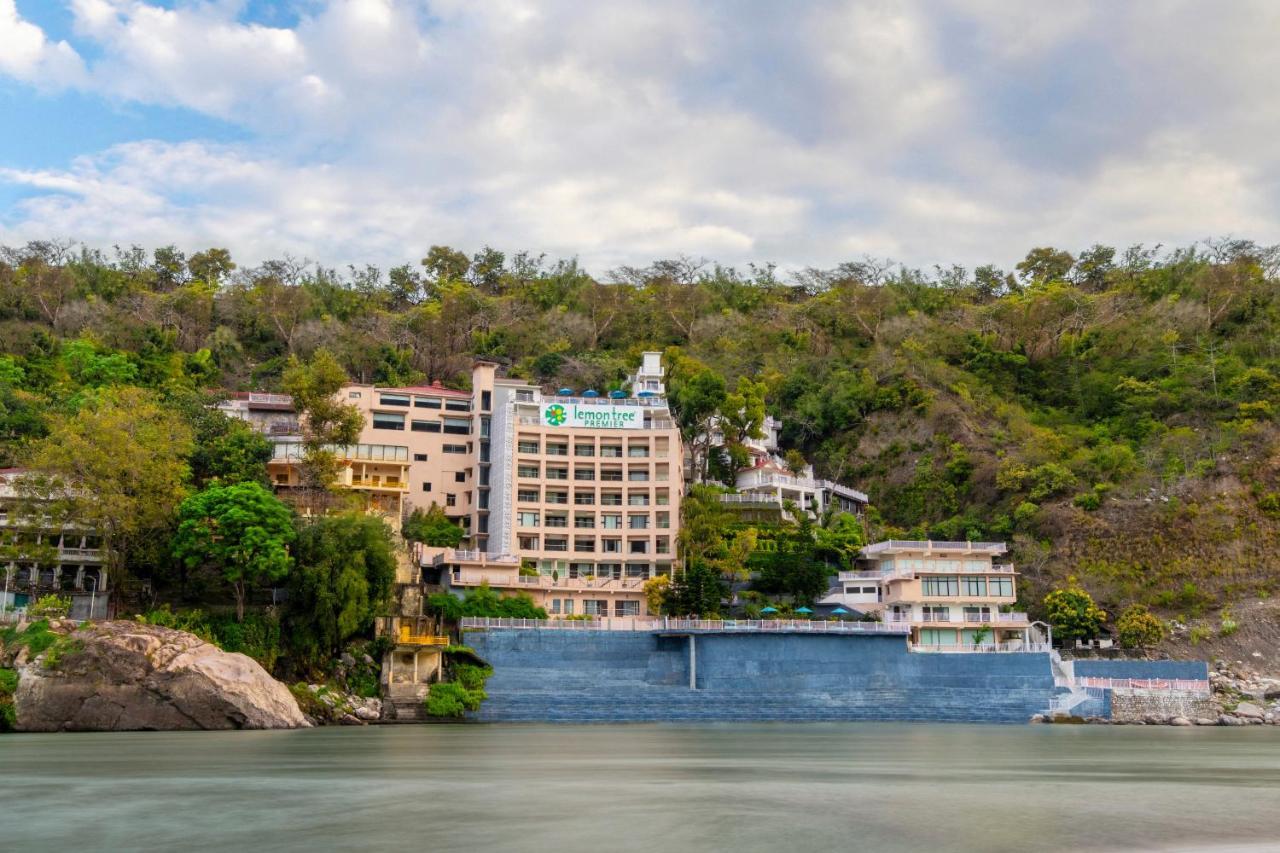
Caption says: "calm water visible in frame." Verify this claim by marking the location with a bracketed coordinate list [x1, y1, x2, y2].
[3, 724, 1279, 852]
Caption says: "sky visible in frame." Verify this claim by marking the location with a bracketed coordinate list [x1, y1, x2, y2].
[1, 0, 1278, 277]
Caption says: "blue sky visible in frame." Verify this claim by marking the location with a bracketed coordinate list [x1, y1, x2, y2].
[1, 0, 1278, 275]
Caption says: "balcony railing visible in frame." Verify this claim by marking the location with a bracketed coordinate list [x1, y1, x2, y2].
[398, 626, 449, 646]
[862, 540, 1008, 556]
[428, 549, 520, 566]
[460, 617, 910, 634]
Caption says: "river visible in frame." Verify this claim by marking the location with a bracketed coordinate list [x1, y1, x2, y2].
[3, 723, 1278, 852]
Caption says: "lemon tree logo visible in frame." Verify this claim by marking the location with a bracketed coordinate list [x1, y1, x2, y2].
[545, 404, 567, 426]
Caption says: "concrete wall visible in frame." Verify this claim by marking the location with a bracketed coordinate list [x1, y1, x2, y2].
[1073, 659, 1208, 680]
[465, 630, 1055, 723]
[1110, 690, 1217, 722]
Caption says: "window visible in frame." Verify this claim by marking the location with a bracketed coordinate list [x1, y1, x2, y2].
[599, 445, 622, 458]
[518, 440, 540, 454]
[413, 453, 428, 461]
[574, 467, 595, 481]
[480, 417, 490, 438]
[628, 514, 649, 529]
[964, 606, 992, 623]
[627, 445, 649, 457]
[599, 468, 623, 481]
[545, 537, 568, 552]
[964, 560, 988, 571]
[516, 390, 534, 402]
[922, 576, 959, 597]
[597, 563, 621, 579]
[601, 515, 622, 530]
[628, 493, 649, 506]
[563, 598, 574, 615]
[656, 512, 670, 529]
[923, 605, 951, 622]
[574, 537, 595, 552]
[625, 563, 649, 577]
[989, 577, 1013, 597]
[962, 576, 987, 597]
[600, 492, 622, 506]
[414, 397, 441, 409]
[479, 467, 489, 486]
[421, 482, 432, 492]
[628, 540, 649, 554]
[546, 443, 568, 456]
[583, 600, 609, 616]
[550, 599, 561, 615]
[445, 400, 471, 412]
[443, 417, 470, 435]
[518, 535, 539, 550]
[655, 490, 670, 506]
[919, 628, 953, 646]
[574, 444, 594, 457]
[574, 514, 595, 528]
[518, 464, 540, 478]
[372, 412, 405, 430]
[615, 600, 640, 616]
[478, 491, 489, 509]
[379, 393, 411, 407]
[443, 444, 467, 454]
[546, 466, 568, 480]
[573, 491, 595, 505]
[545, 514, 567, 528]
[545, 490, 568, 504]
[518, 489, 540, 502]
[446, 494, 457, 507]
[601, 538, 621, 553]
[411, 420, 440, 433]
[655, 537, 670, 554]
[481, 391, 491, 411]
[349, 391, 362, 398]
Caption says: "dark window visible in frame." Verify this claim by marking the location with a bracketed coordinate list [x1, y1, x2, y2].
[422, 482, 432, 492]
[445, 400, 471, 412]
[443, 417, 471, 435]
[455, 471, 466, 483]
[414, 397, 441, 409]
[411, 420, 441, 433]
[372, 412, 405, 430]
[481, 391, 492, 411]
[379, 394, 410, 407]
[443, 444, 467, 454]
[446, 494, 456, 507]
[413, 453, 428, 461]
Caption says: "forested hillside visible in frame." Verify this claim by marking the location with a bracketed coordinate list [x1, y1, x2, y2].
[2, 238, 1279, 653]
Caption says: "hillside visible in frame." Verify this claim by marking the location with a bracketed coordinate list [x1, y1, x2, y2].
[2, 239, 1278, 658]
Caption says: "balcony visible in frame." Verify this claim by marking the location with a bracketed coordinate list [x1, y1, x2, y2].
[349, 477, 408, 492]
[398, 626, 449, 646]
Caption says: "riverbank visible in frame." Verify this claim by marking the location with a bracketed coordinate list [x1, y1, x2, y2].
[4, 724, 1280, 852]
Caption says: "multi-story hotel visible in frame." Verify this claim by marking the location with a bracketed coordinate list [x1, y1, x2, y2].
[821, 540, 1038, 648]
[251, 353, 682, 619]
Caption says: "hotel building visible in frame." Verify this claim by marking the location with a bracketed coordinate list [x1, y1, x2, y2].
[821, 540, 1038, 648]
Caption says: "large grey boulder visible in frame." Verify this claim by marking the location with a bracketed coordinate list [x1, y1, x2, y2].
[15, 621, 309, 731]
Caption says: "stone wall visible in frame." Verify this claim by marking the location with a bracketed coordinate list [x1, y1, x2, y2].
[1109, 689, 1217, 722]
[464, 630, 1055, 723]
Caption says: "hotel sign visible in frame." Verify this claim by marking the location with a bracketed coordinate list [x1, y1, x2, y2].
[541, 402, 642, 430]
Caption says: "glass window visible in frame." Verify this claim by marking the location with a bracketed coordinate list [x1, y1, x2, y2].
[518, 511, 539, 527]
[575, 444, 595, 457]
[628, 493, 649, 506]
[518, 489, 539, 502]
[545, 514, 568, 528]
[922, 576, 959, 597]
[627, 445, 649, 457]
[989, 577, 1013, 597]
[445, 494, 456, 507]
[601, 515, 622, 529]
[627, 469, 649, 481]
[628, 514, 649, 529]
[599, 445, 623, 458]
[481, 391, 491, 411]
[574, 537, 595, 552]
[415, 397, 442, 409]
[615, 600, 639, 616]
[372, 412, 405, 430]
[413, 453, 428, 461]
[443, 444, 467, 454]
[600, 492, 622, 506]
[518, 464, 540, 478]
[443, 417, 471, 435]
[601, 538, 621, 553]
[573, 491, 595, 505]
[550, 598, 561, 615]
[574, 467, 595, 481]
[379, 393, 410, 407]
[546, 444, 568, 456]
[445, 400, 471, 412]
[962, 576, 987, 597]
[628, 540, 649, 554]
[625, 563, 649, 577]
[574, 514, 595, 528]
[518, 440, 540, 454]
[545, 538, 568, 552]
[545, 491, 568, 504]
[546, 467, 569, 480]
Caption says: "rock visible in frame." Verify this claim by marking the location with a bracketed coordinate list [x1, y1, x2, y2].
[1194, 717, 1218, 726]
[1234, 702, 1265, 719]
[1029, 713, 1046, 724]
[1252, 652, 1263, 659]
[1218, 714, 1245, 726]
[1169, 716, 1193, 726]
[340, 653, 357, 667]
[14, 621, 309, 732]
[362, 654, 374, 665]
[353, 705, 380, 721]
[339, 713, 365, 726]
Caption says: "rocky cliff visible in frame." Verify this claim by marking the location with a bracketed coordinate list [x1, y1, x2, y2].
[14, 621, 309, 731]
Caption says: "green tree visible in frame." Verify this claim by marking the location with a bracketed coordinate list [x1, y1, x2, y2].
[667, 359, 727, 483]
[281, 349, 364, 503]
[286, 513, 397, 667]
[173, 481, 295, 621]
[19, 387, 194, 586]
[1115, 604, 1166, 649]
[666, 558, 728, 616]
[1043, 579, 1106, 644]
[402, 504, 465, 547]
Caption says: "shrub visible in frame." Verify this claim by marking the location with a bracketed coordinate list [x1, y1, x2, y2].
[1115, 604, 1165, 648]
[1072, 491, 1101, 511]
[0, 667, 17, 732]
[1189, 626, 1212, 645]
[425, 682, 485, 718]
[27, 595, 72, 620]
[1219, 612, 1239, 637]
[1043, 579, 1106, 643]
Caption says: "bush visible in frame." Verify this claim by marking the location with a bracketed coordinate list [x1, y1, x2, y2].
[27, 595, 72, 620]
[424, 663, 492, 718]
[0, 667, 17, 732]
[1115, 604, 1165, 648]
[1043, 579, 1106, 643]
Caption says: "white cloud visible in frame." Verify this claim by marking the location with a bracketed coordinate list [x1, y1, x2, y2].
[0, 0, 86, 86]
[1, 0, 1280, 274]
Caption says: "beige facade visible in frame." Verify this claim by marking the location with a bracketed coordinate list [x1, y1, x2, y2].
[824, 540, 1037, 648]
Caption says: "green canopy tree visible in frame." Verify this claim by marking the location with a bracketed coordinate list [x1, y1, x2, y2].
[402, 503, 465, 547]
[172, 481, 295, 621]
[286, 513, 397, 667]
[281, 348, 364, 506]
[665, 558, 728, 616]
[1043, 579, 1106, 644]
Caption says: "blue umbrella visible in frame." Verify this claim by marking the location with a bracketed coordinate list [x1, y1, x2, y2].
[608, 390, 627, 399]
[557, 387, 574, 396]
[760, 606, 778, 614]
[795, 606, 813, 614]
[832, 607, 849, 615]
[583, 389, 600, 398]
[637, 391, 656, 397]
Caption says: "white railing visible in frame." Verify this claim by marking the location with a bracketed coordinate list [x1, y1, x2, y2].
[912, 642, 1051, 654]
[862, 540, 1008, 555]
[1070, 677, 1211, 695]
[433, 550, 521, 566]
[460, 617, 911, 634]
[248, 392, 294, 405]
[510, 575, 649, 590]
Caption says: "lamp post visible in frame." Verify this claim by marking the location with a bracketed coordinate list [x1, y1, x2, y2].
[85, 575, 98, 622]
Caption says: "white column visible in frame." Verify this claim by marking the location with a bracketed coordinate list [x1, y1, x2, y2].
[688, 635, 697, 690]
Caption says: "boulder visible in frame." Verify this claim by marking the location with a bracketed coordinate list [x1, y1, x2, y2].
[15, 621, 309, 732]
[1234, 702, 1265, 719]
[1193, 717, 1218, 726]
[1169, 716, 1193, 726]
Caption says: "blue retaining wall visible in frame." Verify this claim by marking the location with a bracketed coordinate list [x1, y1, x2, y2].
[465, 630, 1056, 724]
[1072, 659, 1208, 680]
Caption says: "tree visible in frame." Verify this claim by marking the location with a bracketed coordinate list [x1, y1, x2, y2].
[402, 504, 465, 547]
[1115, 604, 1165, 649]
[665, 558, 727, 616]
[643, 574, 671, 614]
[1016, 247, 1075, 284]
[19, 387, 193, 586]
[667, 360, 726, 483]
[281, 349, 364, 501]
[1042, 579, 1106, 644]
[286, 513, 397, 667]
[172, 482, 295, 621]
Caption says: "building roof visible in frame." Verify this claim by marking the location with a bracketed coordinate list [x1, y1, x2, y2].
[862, 540, 1007, 557]
[371, 382, 471, 398]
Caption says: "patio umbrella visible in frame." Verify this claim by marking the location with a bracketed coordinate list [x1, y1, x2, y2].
[582, 389, 600, 397]
[557, 387, 574, 395]
[831, 607, 849, 615]
[608, 390, 627, 399]
[760, 606, 778, 614]
[795, 606, 813, 615]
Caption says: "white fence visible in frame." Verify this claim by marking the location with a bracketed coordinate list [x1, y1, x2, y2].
[1068, 676, 1211, 695]
[911, 642, 1051, 654]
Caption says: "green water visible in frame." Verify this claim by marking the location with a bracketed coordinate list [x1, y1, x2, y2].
[2, 724, 1278, 852]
